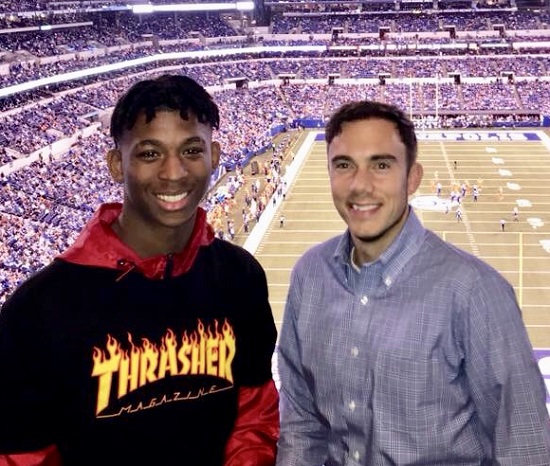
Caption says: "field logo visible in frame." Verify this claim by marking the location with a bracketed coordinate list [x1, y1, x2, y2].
[534, 349, 550, 415]
[540, 240, 550, 253]
[528, 218, 544, 229]
[416, 132, 540, 142]
[410, 195, 455, 212]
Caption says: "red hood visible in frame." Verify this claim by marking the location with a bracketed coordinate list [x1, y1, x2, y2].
[58, 203, 215, 280]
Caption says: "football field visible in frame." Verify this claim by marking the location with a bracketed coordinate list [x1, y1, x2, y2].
[245, 130, 550, 388]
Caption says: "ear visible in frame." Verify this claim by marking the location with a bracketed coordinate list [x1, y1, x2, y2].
[106, 149, 124, 184]
[211, 141, 221, 170]
[407, 162, 423, 196]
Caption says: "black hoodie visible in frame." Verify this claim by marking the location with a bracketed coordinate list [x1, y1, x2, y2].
[0, 203, 279, 466]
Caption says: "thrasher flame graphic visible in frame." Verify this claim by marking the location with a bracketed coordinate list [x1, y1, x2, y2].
[91, 319, 236, 415]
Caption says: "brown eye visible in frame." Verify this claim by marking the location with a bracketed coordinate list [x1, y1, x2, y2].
[182, 147, 203, 158]
[139, 150, 159, 160]
[376, 161, 391, 170]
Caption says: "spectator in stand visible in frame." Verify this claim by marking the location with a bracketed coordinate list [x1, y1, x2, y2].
[0, 74, 279, 466]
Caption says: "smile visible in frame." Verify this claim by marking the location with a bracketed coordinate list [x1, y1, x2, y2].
[156, 192, 188, 202]
[351, 203, 378, 212]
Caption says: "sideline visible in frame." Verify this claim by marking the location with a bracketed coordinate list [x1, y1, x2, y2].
[242, 131, 318, 255]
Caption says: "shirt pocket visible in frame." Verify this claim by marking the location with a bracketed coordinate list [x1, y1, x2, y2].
[373, 350, 441, 433]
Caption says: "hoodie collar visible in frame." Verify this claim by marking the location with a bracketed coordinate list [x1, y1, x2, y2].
[58, 203, 215, 280]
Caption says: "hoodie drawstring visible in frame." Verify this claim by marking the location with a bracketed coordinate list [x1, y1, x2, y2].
[115, 259, 136, 282]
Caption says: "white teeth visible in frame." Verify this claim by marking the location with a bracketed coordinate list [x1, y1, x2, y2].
[156, 192, 188, 202]
[352, 204, 376, 211]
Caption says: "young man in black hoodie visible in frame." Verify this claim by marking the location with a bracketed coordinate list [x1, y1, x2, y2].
[0, 74, 279, 466]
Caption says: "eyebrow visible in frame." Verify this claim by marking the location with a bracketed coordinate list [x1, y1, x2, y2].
[370, 154, 398, 162]
[135, 136, 206, 147]
[330, 153, 398, 163]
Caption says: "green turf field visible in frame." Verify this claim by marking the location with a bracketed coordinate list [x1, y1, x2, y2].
[253, 130, 550, 349]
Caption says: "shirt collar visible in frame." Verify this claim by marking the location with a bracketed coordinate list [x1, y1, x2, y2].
[335, 207, 425, 289]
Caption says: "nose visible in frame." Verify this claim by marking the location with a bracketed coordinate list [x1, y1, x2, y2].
[349, 166, 374, 195]
[159, 153, 187, 180]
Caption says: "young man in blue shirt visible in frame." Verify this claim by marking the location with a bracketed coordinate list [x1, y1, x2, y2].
[276, 100, 550, 465]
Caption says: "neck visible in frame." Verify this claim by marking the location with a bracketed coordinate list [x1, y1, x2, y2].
[112, 217, 194, 259]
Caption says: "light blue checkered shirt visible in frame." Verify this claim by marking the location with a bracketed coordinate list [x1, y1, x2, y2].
[276, 208, 550, 466]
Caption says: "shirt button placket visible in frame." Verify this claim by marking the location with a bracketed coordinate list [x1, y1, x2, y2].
[350, 294, 367, 465]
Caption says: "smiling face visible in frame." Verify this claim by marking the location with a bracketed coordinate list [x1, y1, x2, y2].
[107, 109, 220, 256]
[328, 117, 423, 264]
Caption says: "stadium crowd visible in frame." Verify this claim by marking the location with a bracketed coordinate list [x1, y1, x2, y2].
[0, 1, 549, 305]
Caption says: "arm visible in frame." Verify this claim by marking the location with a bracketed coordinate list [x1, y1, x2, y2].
[464, 271, 550, 463]
[276, 268, 329, 466]
[0, 446, 62, 466]
[223, 253, 280, 466]
[223, 380, 279, 466]
[0, 291, 60, 465]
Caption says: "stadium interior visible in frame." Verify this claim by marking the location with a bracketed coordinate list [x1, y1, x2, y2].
[0, 0, 550, 401]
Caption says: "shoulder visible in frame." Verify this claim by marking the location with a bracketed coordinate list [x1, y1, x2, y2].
[3, 260, 68, 303]
[422, 230, 510, 289]
[204, 238, 266, 275]
[210, 238, 260, 262]
[293, 235, 344, 274]
[0, 260, 71, 325]
[0, 258, 113, 318]
[301, 235, 342, 260]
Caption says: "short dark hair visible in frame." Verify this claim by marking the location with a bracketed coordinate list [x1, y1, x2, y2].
[325, 100, 418, 170]
[110, 74, 220, 147]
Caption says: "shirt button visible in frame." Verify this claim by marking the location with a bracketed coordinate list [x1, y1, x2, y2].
[348, 400, 356, 411]
[384, 276, 392, 287]
[351, 347, 359, 357]
[360, 295, 368, 305]
[354, 451, 360, 461]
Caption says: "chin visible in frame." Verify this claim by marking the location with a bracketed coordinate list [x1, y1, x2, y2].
[348, 221, 380, 238]
[350, 222, 389, 242]
[353, 232, 382, 243]
[156, 213, 194, 228]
